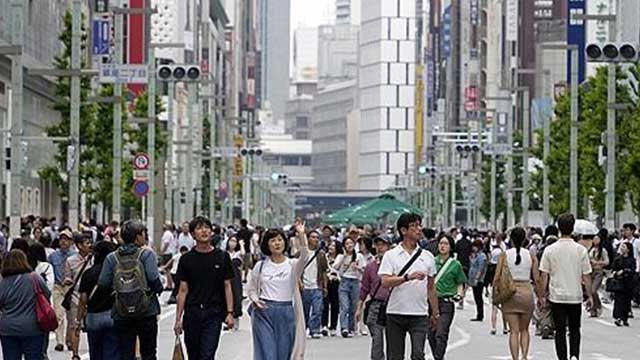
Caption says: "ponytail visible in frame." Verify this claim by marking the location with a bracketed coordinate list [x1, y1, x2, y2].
[510, 227, 526, 266]
[515, 246, 522, 265]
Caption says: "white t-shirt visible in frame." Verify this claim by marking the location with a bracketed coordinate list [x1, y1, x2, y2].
[378, 244, 437, 316]
[35, 261, 54, 292]
[540, 238, 592, 304]
[506, 248, 532, 281]
[302, 250, 319, 289]
[178, 233, 195, 250]
[333, 252, 366, 280]
[170, 253, 183, 275]
[162, 230, 177, 255]
[260, 258, 294, 302]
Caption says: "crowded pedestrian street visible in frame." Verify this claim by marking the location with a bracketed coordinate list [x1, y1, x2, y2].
[18, 291, 639, 360]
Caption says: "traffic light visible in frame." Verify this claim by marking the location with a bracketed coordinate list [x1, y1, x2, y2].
[585, 43, 639, 63]
[240, 148, 263, 157]
[157, 65, 201, 82]
[271, 173, 288, 185]
[455, 143, 481, 158]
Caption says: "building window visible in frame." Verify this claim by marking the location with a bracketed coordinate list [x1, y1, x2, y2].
[296, 116, 309, 128]
[301, 156, 311, 166]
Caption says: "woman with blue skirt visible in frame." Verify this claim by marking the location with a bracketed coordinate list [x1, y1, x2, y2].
[248, 223, 308, 360]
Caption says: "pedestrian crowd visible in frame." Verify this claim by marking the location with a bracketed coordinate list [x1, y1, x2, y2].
[0, 213, 638, 360]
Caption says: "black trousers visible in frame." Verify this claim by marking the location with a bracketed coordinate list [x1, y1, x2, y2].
[427, 301, 455, 360]
[472, 284, 484, 320]
[114, 316, 158, 360]
[322, 280, 340, 330]
[613, 291, 632, 322]
[385, 314, 428, 360]
[183, 307, 225, 360]
[550, 302, 582, 360]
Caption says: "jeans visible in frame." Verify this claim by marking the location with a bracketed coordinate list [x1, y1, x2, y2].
[114, 316, 158, 360]
[86, 311, 120, 360]
[339, 277, 360, 332]
[550, 302, 582, 360]
[613, 291, 632, 322]
[472, 284, 484, 320]
[183, 307, 225, 360]
[0, 335, 45, 360]
[365, 300, 386, 360]
[302, 288, 324, 334]
[428, 301, 455, 360]
[52, 284, 68, 346]
[322, 279, 340, 330]
[385, 314, 429, 360]
[252, 300, 296, 360]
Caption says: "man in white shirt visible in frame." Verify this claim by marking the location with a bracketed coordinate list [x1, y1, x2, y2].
[301, 231, 328, 338]
[379, 213, 440, 360]
[539, 213, 592, 360]
[178, 221, 195, 250]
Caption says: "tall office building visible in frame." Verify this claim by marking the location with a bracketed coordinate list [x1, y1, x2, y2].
[317, 23, 359, 89]
[336, 0, 361, 25]
[359, 0, 417, 190]
[258, 0, 291, 121]
[293, 27, 319, 82]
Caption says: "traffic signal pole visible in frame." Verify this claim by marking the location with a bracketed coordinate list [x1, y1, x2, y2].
[112, 7, 123, 223]
[147, 45, 156, 241]
[605, 64, 616, 229]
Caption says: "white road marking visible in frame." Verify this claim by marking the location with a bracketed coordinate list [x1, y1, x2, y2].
[447, 325, 471, 352]
[593, 318, 616, 327]
[591, 353, 622, 360]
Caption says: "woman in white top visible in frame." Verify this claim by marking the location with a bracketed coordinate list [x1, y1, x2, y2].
[331, 236, 366, 338]
[501, 227, 540, 360]
[27, 242, 54, 359]
[248, 224, 308, 360]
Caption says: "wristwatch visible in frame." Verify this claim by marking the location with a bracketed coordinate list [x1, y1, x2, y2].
[403, 273, 410, 282]
[431, 313, 440, 319]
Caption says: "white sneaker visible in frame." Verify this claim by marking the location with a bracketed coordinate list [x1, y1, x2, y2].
[360, 329, 368, 336]
[311, 333, 322, 339]
[570, 357, 578, 360]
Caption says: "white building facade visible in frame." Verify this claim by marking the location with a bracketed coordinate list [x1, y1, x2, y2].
[358, 0, 416, 190]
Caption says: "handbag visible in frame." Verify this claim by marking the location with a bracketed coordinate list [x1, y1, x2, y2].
[605, 277, 625, 292]
[31, 274, 59, 332]
[172, 336, 185, 360]
[376, 248, 423, 327]
[492, 253, 516, 306]
[62, 255, 92, 311]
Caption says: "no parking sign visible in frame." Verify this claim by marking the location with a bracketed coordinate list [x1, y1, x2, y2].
[133, 153, 150, 170]
[133, 180, 150, 198]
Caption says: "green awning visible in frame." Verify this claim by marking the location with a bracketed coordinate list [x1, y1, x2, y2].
[323, 194, 423, 227]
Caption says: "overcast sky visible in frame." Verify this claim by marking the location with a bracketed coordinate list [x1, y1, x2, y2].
[291, 0, 334, 29]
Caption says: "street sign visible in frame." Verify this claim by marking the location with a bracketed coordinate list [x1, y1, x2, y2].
[133, 180, 149, 198]
[133, 153, 150, 170]
[99, 64, 148, 84]
[92, 19, 110, 56]
[133, 170, 150, 180]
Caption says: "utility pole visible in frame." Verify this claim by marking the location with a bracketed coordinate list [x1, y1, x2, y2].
[9, 0, 24, 240]
[186, 83, 197, 220]
[490, 113, 497, 230]
[570, 49, 579, 216]
[112, 7, 123, 223]
[605, 63, 616, 229]
[521, 87, 530, 227]
[147, 45, 156, 240]
[69, 0, 81, 231]
[166, 81, 175, 224]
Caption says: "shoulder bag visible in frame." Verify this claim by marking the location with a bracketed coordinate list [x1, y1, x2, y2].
[492, 252, 516, 306]
[62, 255, 92, 311]
[376, 248, 423, 326]
[31, 274, 58, 332]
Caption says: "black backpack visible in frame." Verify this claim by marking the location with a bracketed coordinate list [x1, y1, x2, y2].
[112, 248, 151, 318]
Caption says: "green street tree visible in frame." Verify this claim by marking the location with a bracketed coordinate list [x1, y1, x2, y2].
[531, 65, 633, 220]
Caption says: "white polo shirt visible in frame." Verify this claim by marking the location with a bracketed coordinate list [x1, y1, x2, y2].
[539, 238, 592, 304]
[378, 244, 436, 316]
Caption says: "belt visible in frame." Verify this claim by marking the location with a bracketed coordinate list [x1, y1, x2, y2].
[438, 297, 456, 303]
[186, 304, 219, 310]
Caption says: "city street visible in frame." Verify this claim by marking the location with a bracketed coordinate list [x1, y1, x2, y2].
[33, 292, 639, 360]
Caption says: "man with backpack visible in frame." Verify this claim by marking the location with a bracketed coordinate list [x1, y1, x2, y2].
[173, 216, 235, 359]
[301, 230, 328, 339]
[98, 220, 163, 360]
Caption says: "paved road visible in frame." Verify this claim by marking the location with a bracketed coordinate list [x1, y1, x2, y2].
[34, 292, 639, 360]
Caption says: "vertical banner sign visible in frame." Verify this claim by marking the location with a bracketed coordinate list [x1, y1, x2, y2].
[201, 48, 210, 75]
[506, 0, 518, 41]
[426, 50, 434, 117]
[128, 0, 146, 96]
[442, 6, 452, 59]
[92, 20, 110, 56]
[567, 0, 586, 84]
[415, 64, 425, 165]
[95, 0, 109, 13]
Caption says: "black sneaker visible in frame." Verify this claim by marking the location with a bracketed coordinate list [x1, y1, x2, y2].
[341, 330, 349, 338]
[623, 321, 630, 327]
[614, 319, 623, 327]
[470, 318, 483, 322]
[54, 344, 64, 352]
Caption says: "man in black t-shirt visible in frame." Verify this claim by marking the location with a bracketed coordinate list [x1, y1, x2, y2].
[174, 216, 235, 360]
[236, 218, 254, 280]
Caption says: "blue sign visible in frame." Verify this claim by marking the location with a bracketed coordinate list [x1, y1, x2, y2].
[133, 180, 149, 198]
[442, 6, 452, 59]
[567, 0, 586, 84]
[92, 19, 110, 56]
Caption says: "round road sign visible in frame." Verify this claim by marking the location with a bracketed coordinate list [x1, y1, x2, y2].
[133, 180, 150, 198]
[133, 153, 150, 170]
